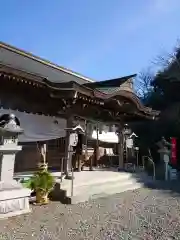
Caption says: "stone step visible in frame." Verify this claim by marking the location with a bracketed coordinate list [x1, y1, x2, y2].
[66, 177, 141, 196]
[80, 183, 141, 203]
[60, 171, 133, 190]
[67, 181, 142, 204]
[59, 172, 145, 204]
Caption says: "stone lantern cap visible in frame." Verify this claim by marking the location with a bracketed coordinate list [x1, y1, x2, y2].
[0, 113, 23, 135]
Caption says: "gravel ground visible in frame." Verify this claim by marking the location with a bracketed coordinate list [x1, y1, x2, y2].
[1, 188, 180, 240]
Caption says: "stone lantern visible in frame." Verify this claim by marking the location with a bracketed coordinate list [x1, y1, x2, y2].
[157, 137, 171, 181]
[0, 113, 31, 219]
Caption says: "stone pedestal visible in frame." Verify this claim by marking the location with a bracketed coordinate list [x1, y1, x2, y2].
[0, 115, 31, 219]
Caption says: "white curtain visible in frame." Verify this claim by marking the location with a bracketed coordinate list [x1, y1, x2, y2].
[91, 131, 119, 143]
[0, 108, 67, 142]
[86, 122, 119, 143]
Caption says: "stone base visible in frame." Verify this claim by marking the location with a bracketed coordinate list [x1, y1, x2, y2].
[0, 181, 31, 219]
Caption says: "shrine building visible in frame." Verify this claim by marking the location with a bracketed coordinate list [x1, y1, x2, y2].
[0, 42, 159, 176]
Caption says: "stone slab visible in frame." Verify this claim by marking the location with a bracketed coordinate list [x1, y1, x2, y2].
[0, 181, 31, 219]
[0, 187, 31, 201]
[0, 195, 31, 219]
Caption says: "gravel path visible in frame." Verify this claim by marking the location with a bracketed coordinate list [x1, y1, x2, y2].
[1, 188, 180, 239]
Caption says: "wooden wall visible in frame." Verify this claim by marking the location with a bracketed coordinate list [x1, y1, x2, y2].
[15, 138, 66, 173]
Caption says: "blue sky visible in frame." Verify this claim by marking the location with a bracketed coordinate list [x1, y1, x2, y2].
[1, 0, 180, 80]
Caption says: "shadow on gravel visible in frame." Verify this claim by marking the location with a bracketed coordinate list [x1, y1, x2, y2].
[133, 171, 180, 196]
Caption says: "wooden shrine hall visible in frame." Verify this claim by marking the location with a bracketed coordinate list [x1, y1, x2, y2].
[0, 42, 159, 176]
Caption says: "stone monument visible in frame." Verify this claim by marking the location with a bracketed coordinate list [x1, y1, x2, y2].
[157, 137, 171, 180]
[0, 113, 31, 219]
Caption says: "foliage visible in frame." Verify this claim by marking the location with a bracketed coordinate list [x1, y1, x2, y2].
[30, 169, 55, 194]
[134, 41, 180, 166]
[21, 179, 32, 189]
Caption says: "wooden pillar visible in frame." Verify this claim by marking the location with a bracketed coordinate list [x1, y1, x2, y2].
[118, 124, 124, 169]
[94, 122, 99, 167]
[85, 120, 88, 159]
[64, 117, 73, 179]
[88, 121, 93, 171]
[84, 120, 91, 170]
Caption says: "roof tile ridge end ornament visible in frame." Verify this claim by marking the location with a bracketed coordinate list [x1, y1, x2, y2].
[0, 41, 94, 83]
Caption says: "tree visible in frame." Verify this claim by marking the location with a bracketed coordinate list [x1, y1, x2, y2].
[133, 41, 180, 161]
[135, 70, 154, 101]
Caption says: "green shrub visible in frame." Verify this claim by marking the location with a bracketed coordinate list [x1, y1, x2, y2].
[21, 179, 32, 189]
[30, 170, 55, 194]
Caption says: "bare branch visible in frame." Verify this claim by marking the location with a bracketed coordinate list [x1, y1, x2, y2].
[135, 70, 154, 98]
[152, 40, 180, 78]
